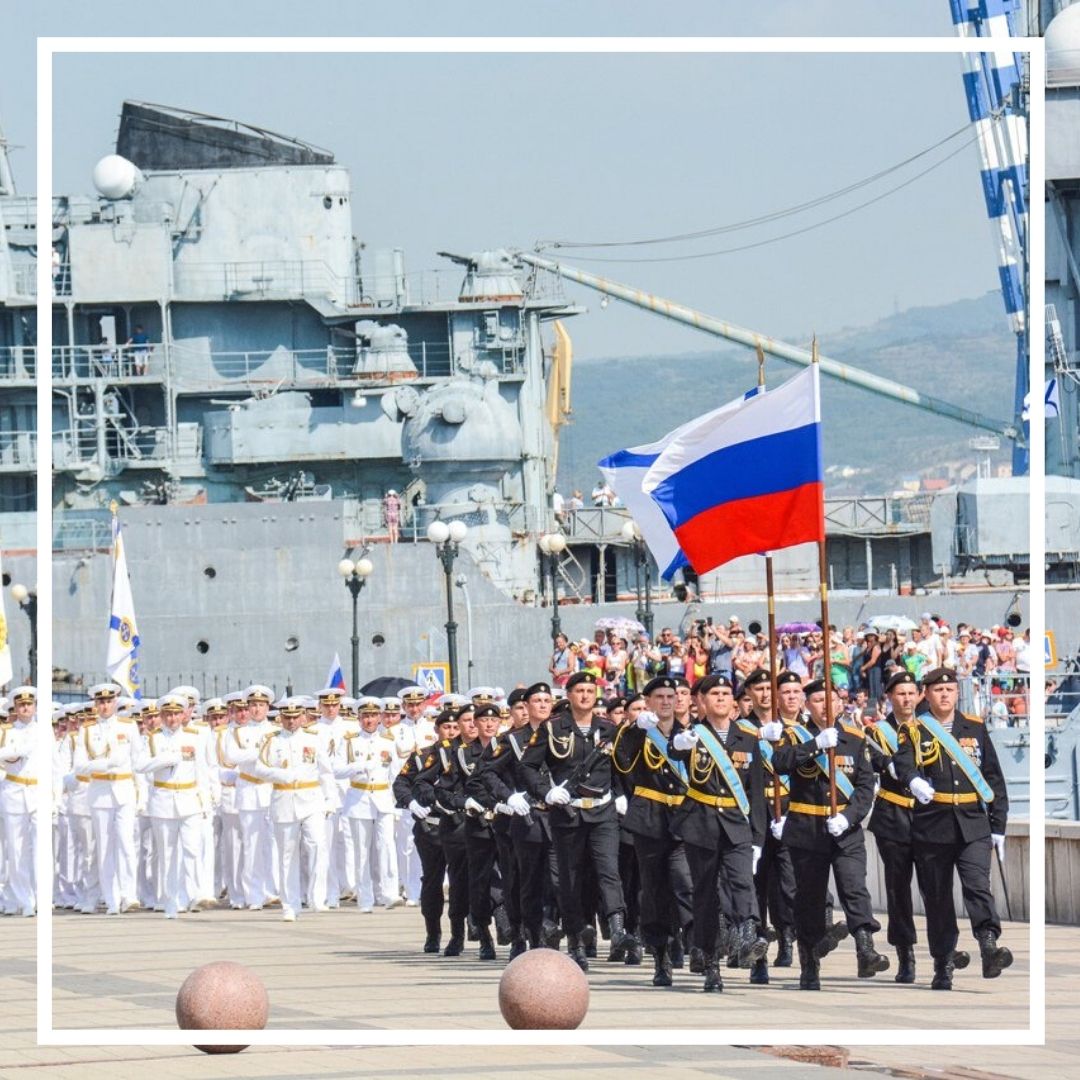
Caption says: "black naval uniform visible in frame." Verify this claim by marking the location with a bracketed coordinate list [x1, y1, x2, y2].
[520, 681, 631, 970]
[771, 713, 882, 988]
[611, 715, 693, 985]
[892, 668, 1011, 988]
[393, 744, 447, 951]
[668, 705, 766, 990]
[408, 734, 472, 955]
[864, 701, 920, 982]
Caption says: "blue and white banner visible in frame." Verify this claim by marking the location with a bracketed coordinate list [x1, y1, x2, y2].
[105, 513, 141, 699]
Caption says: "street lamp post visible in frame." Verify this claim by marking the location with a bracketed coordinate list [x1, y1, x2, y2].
[337, 556, 374, 696]
[538, 532, 567, 642]
[10, 583, 37, 685]
[427, 520, 468, 693]
[620, 521, 653, 638]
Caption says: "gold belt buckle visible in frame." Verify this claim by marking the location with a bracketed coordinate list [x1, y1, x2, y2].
[579, 797, 594, 810]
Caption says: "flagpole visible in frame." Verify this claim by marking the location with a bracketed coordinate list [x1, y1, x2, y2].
[757, 345, 783, 824]
[811, 339, 838, 816]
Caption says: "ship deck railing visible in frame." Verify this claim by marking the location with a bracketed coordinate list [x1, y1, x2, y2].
[53, 423, 197, 469]
[0, 429, 36, 471]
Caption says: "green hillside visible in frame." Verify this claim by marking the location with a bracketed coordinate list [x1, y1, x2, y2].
[556, 291, 1018, 497]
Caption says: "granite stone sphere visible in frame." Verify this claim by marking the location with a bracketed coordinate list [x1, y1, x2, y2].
[498, 949, 589, 1029]
[175, 961, 269, 1054]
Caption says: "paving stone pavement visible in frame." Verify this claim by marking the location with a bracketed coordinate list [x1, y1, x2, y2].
[0, 906, 1071, 1079]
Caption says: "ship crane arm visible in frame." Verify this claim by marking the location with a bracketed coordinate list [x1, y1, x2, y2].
[514, 251, 1019, 442]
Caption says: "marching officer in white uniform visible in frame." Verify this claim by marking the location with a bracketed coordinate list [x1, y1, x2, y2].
[0, 687, 41, 915]
[134, 694, 210, 918]
[72, 683, 141, 914]
[253, 697, 336, 921]
[336, 697, 403, 912]
[313, 687, 351, 909]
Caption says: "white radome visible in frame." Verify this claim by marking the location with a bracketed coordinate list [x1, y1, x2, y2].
[1047, 4, 1080, 85]
[92, 155, 142, 200]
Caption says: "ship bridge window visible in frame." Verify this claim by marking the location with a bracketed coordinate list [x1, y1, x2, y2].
[482, 311, 499, 342]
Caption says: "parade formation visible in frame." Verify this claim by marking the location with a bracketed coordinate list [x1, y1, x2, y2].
[2, 657, 1015, 996]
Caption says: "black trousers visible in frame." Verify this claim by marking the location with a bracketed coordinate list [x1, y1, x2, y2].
[618, 838, 641, 932]
[465, 827, 499, 928]
[414, 823, 446, 931]
[755, 829, 795, 932]
[913, 837, 1000, 959]
[438, 819, 469, 924]
[515, 835, 554, 934]
[552, 818, 625, 934]
[788, 833, 880, 948]
[494, 824, 521, 930]
[686, 837, 757, 955]
[876, 836, 917, 947]
[632, 834, 693, 949]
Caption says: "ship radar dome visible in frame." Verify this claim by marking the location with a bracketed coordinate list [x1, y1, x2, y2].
[1047, 4, 1080, 86]
[92, 154, 143, 199]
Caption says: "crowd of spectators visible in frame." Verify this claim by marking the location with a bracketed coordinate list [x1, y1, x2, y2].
[548, 612, 1031, 727]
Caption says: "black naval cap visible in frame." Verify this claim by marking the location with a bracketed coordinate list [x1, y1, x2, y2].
[523, 682, 552, 700]
[886, 670, 918, 692]
[507, 687, 527, 706]
[922, 667, 958, 687]
[671, 675, 691, 690]
[804, 679, 826, 696]
[776, 671, 802, 688]
[552, 698, 572, 715]
[565, 671, 598, 690]
[605, 696, 629, 712]
[474, 703, 501, 720]
[434, 709, 458, 727]
[642, 675, 677, 696]
[694, 674, 733, 695]
[741, 668, 771, 689]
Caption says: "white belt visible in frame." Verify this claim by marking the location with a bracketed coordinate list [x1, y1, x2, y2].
[569, 791, 612, 810]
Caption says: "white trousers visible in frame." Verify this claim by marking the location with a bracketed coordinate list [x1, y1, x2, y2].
[90, 803, 137, 912]
[68, 813, 99, 910]
[218, 812, 243, 905]
[151, 816, 201, 917]
[351, 814, 398, 908]
[4, 810, 36, 914]
[238, 808, 275, 906]
[274, 814, 325, 917]
[395, 810, 420, 901]
[136, 814, 158, 908]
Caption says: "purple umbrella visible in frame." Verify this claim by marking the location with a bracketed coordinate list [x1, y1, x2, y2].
[776, 621, 820, 635]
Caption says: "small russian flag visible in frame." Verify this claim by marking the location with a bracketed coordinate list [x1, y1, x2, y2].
[326, 652, 347, 692]
[643, 366, 824, 575]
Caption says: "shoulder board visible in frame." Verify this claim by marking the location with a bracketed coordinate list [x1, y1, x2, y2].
[344, 730, 359, 739]
[440, 738, 451, 748]
[118, 716, 137, 724]
[736, 720, 759, 738]
[302, 722, 318, 733]
[491, 744, 502, 757]
[182, 725, 199, 735]
[380, 732, 395, 741]
[960, 712, 984, 725]
[841, 723, 865, 740]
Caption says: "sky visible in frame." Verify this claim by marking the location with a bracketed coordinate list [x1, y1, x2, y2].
[1, 1, 1014, 360]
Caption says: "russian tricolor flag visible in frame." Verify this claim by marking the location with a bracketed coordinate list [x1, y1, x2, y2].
[326, 652, 347, 692]
[643, 366, 824, 575]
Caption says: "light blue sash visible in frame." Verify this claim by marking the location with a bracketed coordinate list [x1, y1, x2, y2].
[916, 714, 995, 803]
[789, 724, 855, 800]
[873, 719, 899, 754]
[752, 726, 790, 792]
[692, 723, 750, 818]
[646, 726, 688, 783]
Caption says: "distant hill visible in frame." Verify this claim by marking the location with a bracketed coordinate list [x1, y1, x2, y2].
[556, 290, 1018, 497]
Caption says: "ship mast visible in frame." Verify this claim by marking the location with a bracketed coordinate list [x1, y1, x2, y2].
[0, 116, 16, 196]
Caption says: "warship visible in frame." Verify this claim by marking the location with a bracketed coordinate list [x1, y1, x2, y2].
[0, 1, 1075, 819]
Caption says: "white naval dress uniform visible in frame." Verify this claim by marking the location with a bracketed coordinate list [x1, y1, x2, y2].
[72, 715, 139, 913]
[134, 725, 209, 918]
[0, 718, 41, 915]
[53, 730, 77, 908]
[62, 728, 99, 912]
[313, 715, 350, 908]
[386, 722, 419, 903]
[335, 729, 400, 909]
[253, 726, 335, 919]
[213, 726, 243, 907]
[219, 720, 276, 907]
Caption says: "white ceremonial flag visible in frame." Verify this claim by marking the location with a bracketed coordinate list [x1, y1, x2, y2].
[106, 511, 142, 699]
[0, 550, 12, 688]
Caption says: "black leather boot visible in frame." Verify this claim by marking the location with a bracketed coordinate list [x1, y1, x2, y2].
[689, 946, 705, 974]
[976, 929, 1014, 979]
[669, 933, 685, 970]
[702, 952, 723, 992]
[855, 928, 890, 978]
[567, 932, 589, 972]
[774, 926, 795, 968]
[952, 949, 971, 970]
[624, 939, 643, 965]
[478, 926, 497, 961]
[581, 922, 598, 958]
[652, 943, 673, 987]
[466, 914, 478, 942]
[608, 911, 632, 951]
[931, 953, 954, 990]
[797, 941, 821, 990]
[541, 914, 562, 949]
[444, 918, 465, 957]
[423, 918, 441, 954]
[525, 924, 542, 950]
[507, 935, 527, 961]
[895, 944, 916, 984]
[738, 919, 769, 968]
[716, 913, 730, 958]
